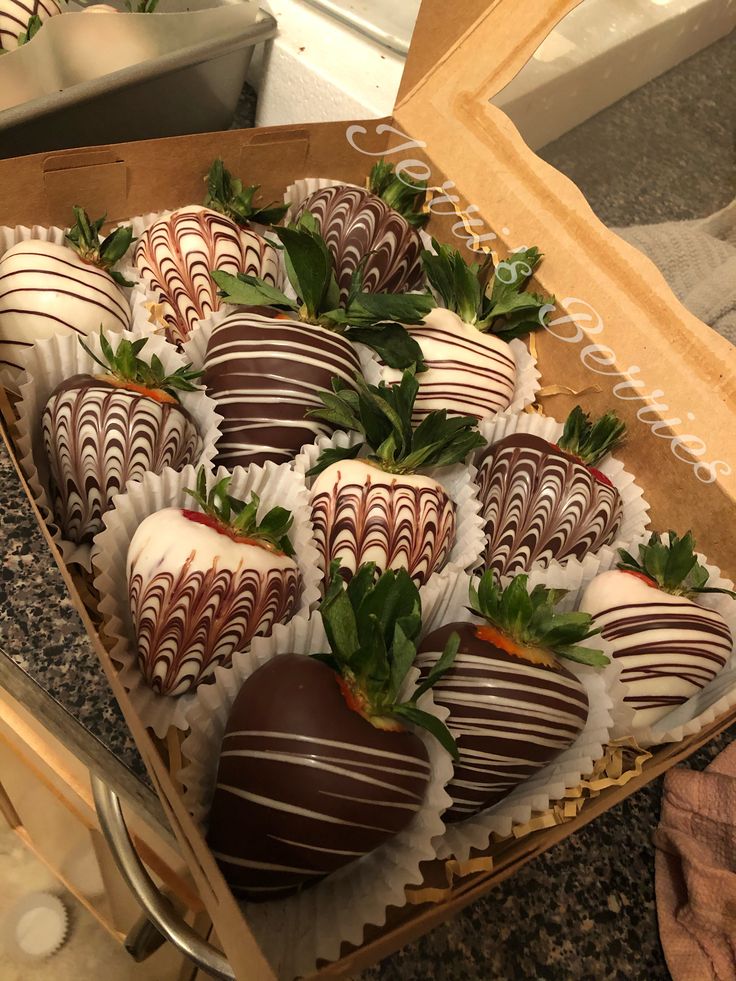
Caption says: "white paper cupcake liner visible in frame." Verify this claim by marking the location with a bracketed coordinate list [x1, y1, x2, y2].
[477, 410, 651, 574]
[13, 328, 222, 570]
[589, 534, 736, 749]
[179, 611, 453, 979]
[91, 462, 322, 738]
[0, 223, 136, 395]
[293, 430, 486, 585]
[419, 566, 616, 860]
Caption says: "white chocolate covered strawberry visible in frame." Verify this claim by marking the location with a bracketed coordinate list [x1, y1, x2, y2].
[127, 468, 301, 697]
[306, 369, 484, 586]
[580, 532, 734, 730]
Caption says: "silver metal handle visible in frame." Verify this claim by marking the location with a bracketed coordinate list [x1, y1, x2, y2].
[91, 775, 235, 981]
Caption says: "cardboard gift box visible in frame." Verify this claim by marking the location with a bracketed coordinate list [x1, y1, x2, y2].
[1, 0, 735, 976]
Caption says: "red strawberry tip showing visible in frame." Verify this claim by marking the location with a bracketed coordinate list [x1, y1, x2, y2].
[317, 561, 460, 758]
[619, 569, 658, 588]
[183, 465, 296, 557]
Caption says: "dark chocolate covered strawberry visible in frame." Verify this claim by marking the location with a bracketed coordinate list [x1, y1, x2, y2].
[580, 532, 735, 730]
[306, 368, 484, 586]
[206, 212, 430, 468]
[294, 160, 429, 303]
[417, 571, 606, 821]
[207, 563, 458, 900]
[477, 406, 627, 575]
[127, 467, 301, 697]
[383, 239, 552, 423]
[42, 331, 202, 544]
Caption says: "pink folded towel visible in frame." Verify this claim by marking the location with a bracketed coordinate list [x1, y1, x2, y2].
[655, 740, 736, 981]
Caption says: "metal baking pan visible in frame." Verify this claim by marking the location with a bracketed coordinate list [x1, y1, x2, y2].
[0, 1, 277, 159]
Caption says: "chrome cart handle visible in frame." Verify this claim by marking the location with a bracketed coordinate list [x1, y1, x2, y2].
[90, 775, 235, 981]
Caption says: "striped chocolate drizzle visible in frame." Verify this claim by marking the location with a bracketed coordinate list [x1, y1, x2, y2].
[207, 655, 430, 899]
[134, 207, 280, 345]
[203, 311, 362, 468]
[309, 460, 456, 586]
[295, 185, 424, 303]
[417, 623, 589, 819]
[129, 554, 300, 697]
[42, 378, 201, 543]
[477, 433, 623, 575]
[0, 240, 131, 389]
[582, 572, 732, 727]
[0, 0, 60, 50]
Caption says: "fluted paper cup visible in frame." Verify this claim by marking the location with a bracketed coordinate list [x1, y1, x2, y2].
[419, 565, 616, 860]
[179, 612, 453, 979]
[14, 328, 222, 570]
[91, 462, 322, 738]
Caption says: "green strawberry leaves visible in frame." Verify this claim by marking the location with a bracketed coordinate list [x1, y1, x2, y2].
[368, 160, 429, 229]
[204, 159, 288, 227]
[318, 562, 459, 757]
[65, 207, 135, 287]
[617, 532, 736, 598]
[470, 571, 609, 667]
[79, 329, 202, 399]
[422, 239, 553, 341]
[184, 465, 295, 556]
[557, 405, 626, 466]
[17, 13, 42, 44]
[306, 370, 484, 476]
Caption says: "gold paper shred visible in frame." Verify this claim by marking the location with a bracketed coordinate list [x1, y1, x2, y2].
[145, 301, 169, 328]
[536, 384, 603, 400]
[528, 332, 538, 362]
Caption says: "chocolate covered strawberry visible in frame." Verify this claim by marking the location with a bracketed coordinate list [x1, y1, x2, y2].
[206, 212, 430, 468]
[127, 467, 301, 697]
[135, 164, 282, 346]
[580, 532, 735, 730]
[0, 206, 133, 394]
[294, 160, 429, 303]
[43, 331, 202, 544]
[0, 0, 60, 50]
[306, 369, 484, 586]
[382, 239, 552, 424]
[207, 562, 458, 900]
[478, 406, 627, 575]
[417, 571, 606, 821]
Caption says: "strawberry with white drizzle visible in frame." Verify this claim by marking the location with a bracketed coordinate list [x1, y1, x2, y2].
[43, 330, 202, 544]
[127, 467, 301, 697]
[0, 206, 133, 395]
[477, 405, 627, 575]
[306, 368, 484, 587]
[580, 531, 735, 730]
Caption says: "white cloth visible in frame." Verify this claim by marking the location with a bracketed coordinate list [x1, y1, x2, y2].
[616, 199, 736, 345]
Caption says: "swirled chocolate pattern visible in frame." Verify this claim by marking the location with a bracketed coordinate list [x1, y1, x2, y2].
[134, 206, 280, 345]
[418, 623, 589, 820]
[42, 377, 201, 543]
[203, 311, 362, 468]
[310, 460, 456, 586]
[0, 240, 131, 393]
[0, 0, 60, 50]
[295, 185, 424, 303]
[581, 570, 732, 728]
[383, 308, 517, 423]
[128, 510, 300, 697]
[207, 654, 430, 900]
[477, 433, 623, 575]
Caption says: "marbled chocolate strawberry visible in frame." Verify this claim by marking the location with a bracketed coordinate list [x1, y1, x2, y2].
[381, 241, 551, 424]
[127, 467, 301, 697]
[307, 369, 483, 586]
[580, 532, 735, 730]
[294, 161, 428, 303]
[43, 331, 202, 544]
[478, 406, 626, 575]
[207, 564, 458, 900]
[134, 205, 281, 346]
[0, 207, 133, 395]
[417, 572, 605, 820]
[206, 214, 429, 468]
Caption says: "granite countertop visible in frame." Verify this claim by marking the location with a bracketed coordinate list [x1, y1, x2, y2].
[1, 28, 734, 981]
